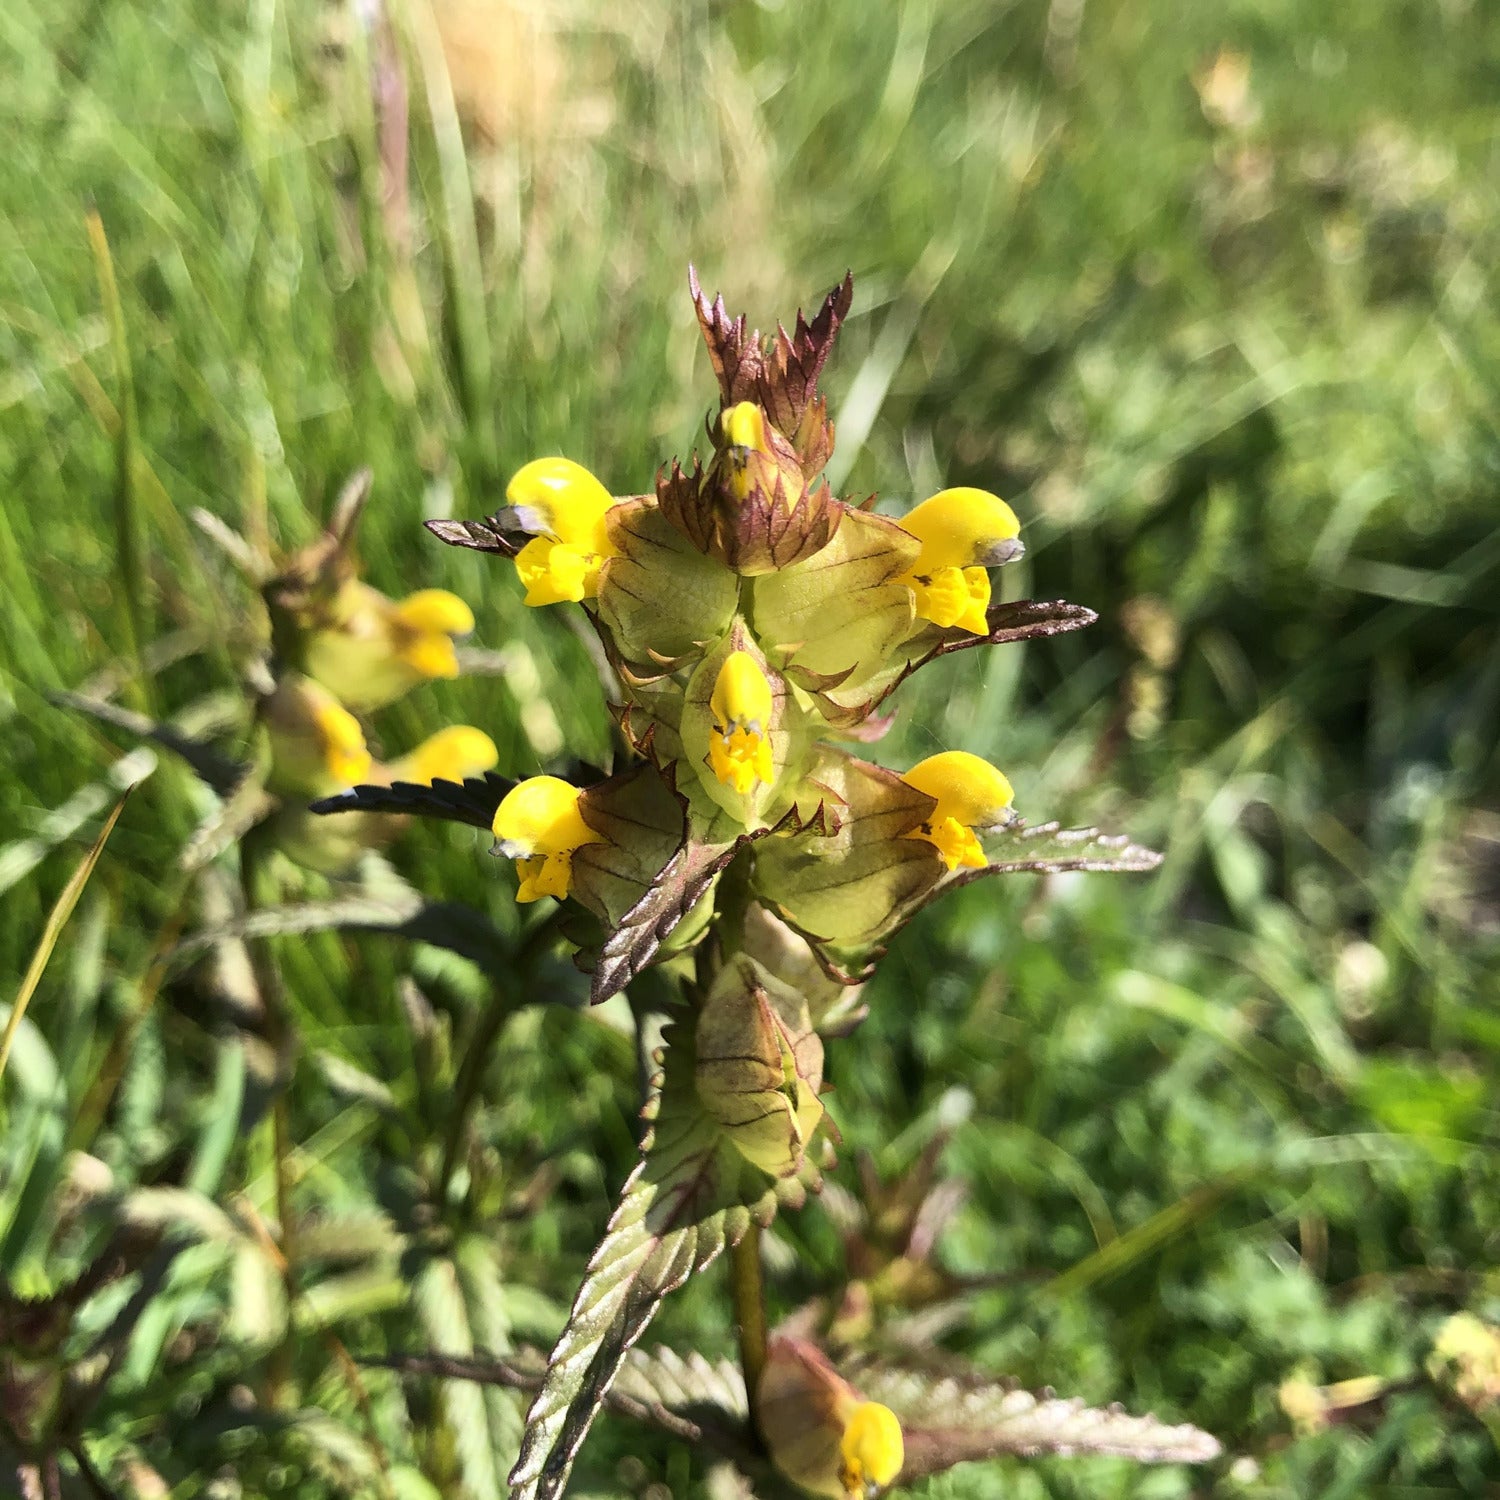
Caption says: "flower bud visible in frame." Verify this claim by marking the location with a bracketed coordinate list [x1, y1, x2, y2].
[493, 776, 604, 903]
[506, 457, 620, 605]
[301, 581, 476, 711]
[756, 1337, 904, 1498]
[263, 676, 373, 797]
[901, 751, 1014, 871]
[695, 955, 824, 1178]
[898, 488, 1022, 636]
[656, 404, 840, 575]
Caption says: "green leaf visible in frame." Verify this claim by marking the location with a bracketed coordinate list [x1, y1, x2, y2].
[612, 1345, 749, 1427]
[753, 748, 937, 957]
[856, 1364, 1221, 1477]
[414, 1254, 507, 1500]
[951, 820, 1164, 881]
[595, 499, 740, 667]
[1, 786, 135, 1092]
[51, 689, 245, 795]
[748, 507, 919, 708]
[507, 1017, 819, 1500]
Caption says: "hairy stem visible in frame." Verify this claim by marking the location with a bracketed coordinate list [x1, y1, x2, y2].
[729, 1222, 768, 1434]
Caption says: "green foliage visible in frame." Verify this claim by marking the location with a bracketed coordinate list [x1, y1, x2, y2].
[1, 0, 1497, 1496]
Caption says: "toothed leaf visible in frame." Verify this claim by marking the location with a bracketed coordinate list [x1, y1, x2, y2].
[507, 1017, 820, 1500]
[854, 1365, 1222, 1476]
[424, 514, 523, 557]
[310, 771, 517, 830]
[585, 837, 739, 1005]
[53, 689, 247, 795]
[952, 821, 1165, 882]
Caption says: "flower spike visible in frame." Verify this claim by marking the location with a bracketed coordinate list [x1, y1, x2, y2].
[902, 750, 1015, 870]
[493, 776, 604, 902]
[708, 650, 776, 794]
[899, 487, 1022, 636]
[507, 457, 619, 605]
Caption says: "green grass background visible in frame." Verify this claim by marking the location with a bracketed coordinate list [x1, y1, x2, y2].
[2, 0, 1498, 1495]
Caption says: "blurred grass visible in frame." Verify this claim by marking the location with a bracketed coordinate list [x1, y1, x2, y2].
[1, 0, 1498, 1495]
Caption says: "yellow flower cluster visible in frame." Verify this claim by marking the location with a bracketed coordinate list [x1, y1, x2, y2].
[260, 506, 498, 871]
[487, 459, 1021, 905]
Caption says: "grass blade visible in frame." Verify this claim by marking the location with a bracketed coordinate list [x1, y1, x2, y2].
[0, 784, 137, 1090]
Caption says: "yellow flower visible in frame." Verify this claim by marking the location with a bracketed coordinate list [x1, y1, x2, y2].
[898, 487, 1021, 636]
[901, 750, 1014, 871]
[757, 1337, 905, 1498]
[388, 725, 499, 787]
[271, 722, 497, 876]
[507, 457, 619, 606]
[723, 400, 771, 453]
[707, 650, 776, 794]
[264, 675, 374, 796]
[387, 588, 475, 678]
[839, 1402, 904, 1497]
[492, 775, 604, 902]
[305, 583, 475, 711]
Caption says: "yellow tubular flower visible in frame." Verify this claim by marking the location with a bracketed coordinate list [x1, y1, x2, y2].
[506, 457, 618, 606]
[314, 699, 374, 789]
[391, 589, 475, 680]
[492, 776, 604, 903]
[899, 487, 1022, 635]
[720, 401, 778, 507]
[902, 750, 1015, 871]
[266, 675, 374, 795]
[838, 1402, 904, 1497]
[722, 401, 771, 454]
[707, 651, 776, 795]
[394, 726, 499, 787]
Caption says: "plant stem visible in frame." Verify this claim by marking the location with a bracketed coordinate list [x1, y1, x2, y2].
[729, 1222, 767, 1434]
[240, 837, 298, 1403]
[434, 912, 557, 1203]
